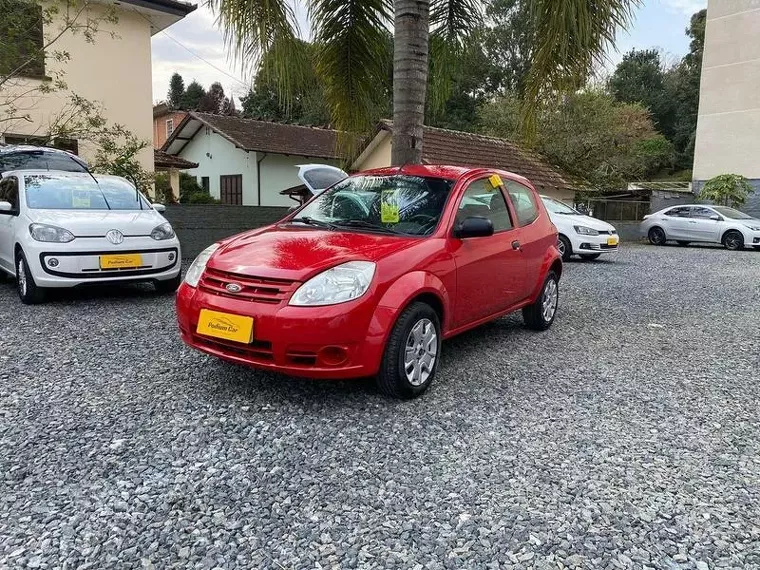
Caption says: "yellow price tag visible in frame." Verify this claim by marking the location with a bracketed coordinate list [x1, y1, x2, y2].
[72, 190, 91, 208]
[488, 174, 503, 189]
[381, 190, 400, 223]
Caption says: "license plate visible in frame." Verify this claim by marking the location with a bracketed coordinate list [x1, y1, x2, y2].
[196, 309, 254, 344]
[607, 236, 619, 246]
[99, 254, 143, 269]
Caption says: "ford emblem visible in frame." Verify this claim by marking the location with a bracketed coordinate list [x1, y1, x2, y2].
[225, 283, 243, 293]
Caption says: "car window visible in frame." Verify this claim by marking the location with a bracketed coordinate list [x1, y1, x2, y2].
[665, 206, 691, 218]
[24, 174, 150, 210]
[0, 151, 87, 174]
[691, 207, 717, 220]
[456, 178, 513, 232]
[506, 181, 539, 226]
[0, 177, 19, 212]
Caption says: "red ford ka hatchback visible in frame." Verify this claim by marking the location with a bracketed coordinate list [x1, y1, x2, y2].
[176, 165, 562, 398]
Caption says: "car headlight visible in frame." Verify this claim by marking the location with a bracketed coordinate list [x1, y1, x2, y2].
[290, 261, 376, 306]
[150, 222, 175, 240]
[574, 225, 599, 236]
[745, 225, 760, 232]
[184, 243, 220, 287]
[29, 223, 75, 243]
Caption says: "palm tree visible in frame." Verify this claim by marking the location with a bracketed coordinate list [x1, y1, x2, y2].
[210, 0, 638, 165]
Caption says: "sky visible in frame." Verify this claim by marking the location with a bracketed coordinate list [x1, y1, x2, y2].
[150, 0, 707, 105]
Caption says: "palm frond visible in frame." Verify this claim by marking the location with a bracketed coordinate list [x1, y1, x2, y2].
[521, 0, 639, 139]
[309, 0, 392, 143]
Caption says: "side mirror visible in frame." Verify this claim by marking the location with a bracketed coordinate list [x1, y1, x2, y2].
[152, 203, 166, 212]
[0, 201, 12, 212]
[455, 216, 494, 239]
[710, 214, 721, 221]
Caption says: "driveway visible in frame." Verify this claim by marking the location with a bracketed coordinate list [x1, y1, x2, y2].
[1, 245, 759, 569]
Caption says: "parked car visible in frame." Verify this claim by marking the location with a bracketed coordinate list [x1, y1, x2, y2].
[541, 196, 619, 261]
[641, 204, 760, 250]
[0, 145, 89, 175]
[177, 165, 562, 399]
[0, 171, 181, 304]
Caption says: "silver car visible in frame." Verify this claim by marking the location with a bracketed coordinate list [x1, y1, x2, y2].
[641, 204, 760, 250]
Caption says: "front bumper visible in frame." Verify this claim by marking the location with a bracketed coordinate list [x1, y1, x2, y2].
[22, 236, 181, 287]
[176, 281, 390, 379]
[569, 232, 619, 255]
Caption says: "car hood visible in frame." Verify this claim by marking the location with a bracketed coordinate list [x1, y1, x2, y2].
[549, 212, 616, 231]
[209, 225, 419, 281]
[27, 209, 167, 237]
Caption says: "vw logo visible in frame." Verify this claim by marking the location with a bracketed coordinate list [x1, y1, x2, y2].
[106, 229, 124, 245]
[225, 283, 243, 293]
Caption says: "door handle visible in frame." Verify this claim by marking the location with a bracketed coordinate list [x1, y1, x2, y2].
[688, 220, 697, 224]
[512, 240, 522, 251]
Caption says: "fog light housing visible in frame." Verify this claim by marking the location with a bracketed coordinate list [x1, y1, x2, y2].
[47, 258, 59, 267]
[168, 252, 176, 262]
[319, 346, 348, 367]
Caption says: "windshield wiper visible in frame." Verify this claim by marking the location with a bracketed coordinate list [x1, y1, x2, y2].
[332, 220, 404, 234]
[290, 216, 338, 230]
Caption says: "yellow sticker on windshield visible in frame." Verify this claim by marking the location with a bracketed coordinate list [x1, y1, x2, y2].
[380, 190, 400, 223]
[488, 174, 503, 189]
[72, 190, 91, 208]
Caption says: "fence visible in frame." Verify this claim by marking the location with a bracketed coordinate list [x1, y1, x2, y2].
[575, 199, 652, 223]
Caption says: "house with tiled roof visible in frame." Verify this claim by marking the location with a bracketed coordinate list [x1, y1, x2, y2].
[353, 121, 577, 201]
[161, 112, 346, 206]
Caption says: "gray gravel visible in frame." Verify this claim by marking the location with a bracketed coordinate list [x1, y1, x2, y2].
[1, 244, 759, 569]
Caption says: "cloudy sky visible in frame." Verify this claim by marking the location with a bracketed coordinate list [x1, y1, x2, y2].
[150, 0, 707, 105]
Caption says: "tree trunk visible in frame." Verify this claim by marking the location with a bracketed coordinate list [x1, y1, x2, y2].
[392, 0, 430, 166]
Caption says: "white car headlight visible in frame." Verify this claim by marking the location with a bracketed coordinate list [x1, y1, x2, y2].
[184, 243, 220, 287]
[151, 222, 175, 240]
[290, 261, 376, 306]
[745, 225, 760, 232]
[574, 225, 599, 236]
[29, 223, 75, 243]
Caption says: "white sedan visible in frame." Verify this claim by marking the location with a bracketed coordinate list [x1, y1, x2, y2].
[541, 196, 619, 261]
[641, 204, 760, 250]
[0, 171, 181, 304]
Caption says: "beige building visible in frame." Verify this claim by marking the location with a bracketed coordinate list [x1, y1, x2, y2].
[693, 0, 760, 213]
[0, 0, 196, 171]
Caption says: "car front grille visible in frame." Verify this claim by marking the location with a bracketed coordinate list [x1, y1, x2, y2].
[199, 268, 300, 304]
[191, 333, 274, 361]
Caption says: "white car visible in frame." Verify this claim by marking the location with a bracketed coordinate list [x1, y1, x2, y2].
[641, 204, 760, 250]
[0, 171, 181, 304]
[541, 196, 619, 261]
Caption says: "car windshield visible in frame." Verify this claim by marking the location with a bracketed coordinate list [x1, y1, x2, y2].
[712, 206, 752, 220]
[542, 197, 578, 215]
[0, 151, 87, 174]
[292, 174, 455, 236]
[24, 174, 151, 210]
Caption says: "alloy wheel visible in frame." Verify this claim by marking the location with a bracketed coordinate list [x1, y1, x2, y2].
[724, 233, 742, 250]
[542, 278, 558, 322]
[557, 238, 566, 257]
[403, 318, 438, 387]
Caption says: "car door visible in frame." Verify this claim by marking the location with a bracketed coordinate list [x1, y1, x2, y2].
[0, 176, 20, 273]
[688, 206, 722, 243]
[661, 206, 693, 239]
[450, 176, 527, 327]
[505, 180, 545, 286]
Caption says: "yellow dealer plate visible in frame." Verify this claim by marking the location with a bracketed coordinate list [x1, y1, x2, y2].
[196, 309, 254, 344]
[99, 254, 143, 269]
[607, 236, 619, 246]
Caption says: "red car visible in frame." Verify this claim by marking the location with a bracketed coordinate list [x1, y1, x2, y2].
[176, 165, 562, 398]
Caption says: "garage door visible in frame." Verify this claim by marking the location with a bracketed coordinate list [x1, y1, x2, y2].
[220, 174, 243, 205]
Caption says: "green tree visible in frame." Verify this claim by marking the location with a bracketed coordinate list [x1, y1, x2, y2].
[91, 130, 153, 192]
[699, 174, 755, 208]
[181, 80, 206, 110]
[198, 81, 226, 113]
[210, 0, 637, 165]
[480, 89, 674, 190]
[167, 73, 185, 110]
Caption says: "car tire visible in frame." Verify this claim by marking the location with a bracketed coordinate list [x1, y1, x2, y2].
[580, 254, 601, 261]
[722, 230, 744, 251]
[15, 249, 46, 305]
[523, 271, 559, 331]
[376, 302, 441, 399]
[677, 241, 689, 247]
[557, 235, 572, 261]
[155, 273, 182, 294]
[648, 227, 666, 246]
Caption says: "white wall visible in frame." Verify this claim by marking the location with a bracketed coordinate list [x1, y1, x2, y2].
[179, 129, 342, 206]
[693, 0, 760, 180]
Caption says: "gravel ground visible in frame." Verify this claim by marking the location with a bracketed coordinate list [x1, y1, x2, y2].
[1, 244, 759, 570]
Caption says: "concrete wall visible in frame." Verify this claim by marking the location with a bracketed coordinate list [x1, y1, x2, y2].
[354, 133, 393, 171]
[2, 2, 155, 171]
[693, 0, 760, 183]
[164, 205, 290, 259]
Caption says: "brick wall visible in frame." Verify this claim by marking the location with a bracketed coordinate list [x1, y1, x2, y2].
[164, 204, 290, 259]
